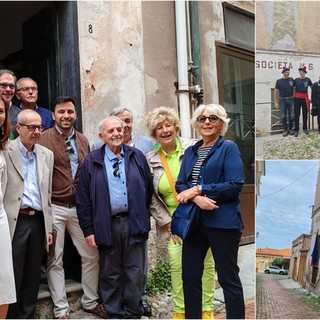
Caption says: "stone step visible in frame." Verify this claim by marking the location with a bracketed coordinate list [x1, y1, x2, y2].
[35, 279, 88, 319]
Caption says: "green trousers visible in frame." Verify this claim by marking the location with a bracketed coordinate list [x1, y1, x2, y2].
[168, 239, 215, 313]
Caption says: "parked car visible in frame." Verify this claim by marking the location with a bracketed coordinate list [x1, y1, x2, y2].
[264, 265, 288, 275]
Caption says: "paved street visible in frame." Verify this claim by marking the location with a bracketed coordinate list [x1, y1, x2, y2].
[256, 273, 320, 319]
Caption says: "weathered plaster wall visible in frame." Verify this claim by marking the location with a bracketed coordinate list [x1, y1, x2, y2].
[142, 1, 178, 114]
[256, 52, 319, 135]
[257, 1, 320, 54]
[256, 1, 320, 135]
[198, 1, 224, 104]
[77, 1, 147, 144]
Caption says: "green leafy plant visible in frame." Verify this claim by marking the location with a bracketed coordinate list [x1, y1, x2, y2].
[146, 259, 171, 295]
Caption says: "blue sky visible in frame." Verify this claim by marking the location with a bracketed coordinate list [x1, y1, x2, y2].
[256, 160, 319, 250]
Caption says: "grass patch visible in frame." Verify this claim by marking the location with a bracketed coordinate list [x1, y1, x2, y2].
[146, 259, 171, 295]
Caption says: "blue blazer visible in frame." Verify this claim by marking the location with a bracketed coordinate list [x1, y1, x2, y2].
[175, 136, 244, 230]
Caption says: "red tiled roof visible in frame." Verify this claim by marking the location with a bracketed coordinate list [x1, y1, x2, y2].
[256, 248, 292, 258]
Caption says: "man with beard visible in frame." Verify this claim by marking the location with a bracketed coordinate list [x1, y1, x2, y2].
[0, 69, 19, 137]
[38, 96, 107, 319]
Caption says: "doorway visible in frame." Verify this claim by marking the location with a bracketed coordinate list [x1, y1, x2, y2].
[0, 0, 82, 282]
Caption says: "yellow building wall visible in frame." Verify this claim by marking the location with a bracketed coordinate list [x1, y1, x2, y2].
[256, 254, 280, 273]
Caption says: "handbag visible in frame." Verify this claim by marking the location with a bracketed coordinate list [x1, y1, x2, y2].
[158, 148, 200, 239]
[171, 202, 200, 240]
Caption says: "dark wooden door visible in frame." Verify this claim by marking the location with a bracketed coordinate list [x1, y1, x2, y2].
[22, 2, 60, 109]
[240, 184, 255, 245]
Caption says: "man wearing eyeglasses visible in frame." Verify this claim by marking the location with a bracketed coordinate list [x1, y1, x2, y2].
[76, 116, 153, 319]
[3, 109, 54, 319]
[38, 96, 106, 319]
[0, 69, 21, 136]
[10, 77, 54, 138]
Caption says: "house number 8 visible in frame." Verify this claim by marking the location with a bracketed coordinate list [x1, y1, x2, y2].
[85, 21, 97, 37]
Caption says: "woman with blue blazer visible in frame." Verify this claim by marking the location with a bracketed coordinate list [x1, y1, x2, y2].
[176, 104, 245, 319]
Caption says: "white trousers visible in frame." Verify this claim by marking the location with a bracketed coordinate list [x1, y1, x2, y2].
[47, 204, 99, 317]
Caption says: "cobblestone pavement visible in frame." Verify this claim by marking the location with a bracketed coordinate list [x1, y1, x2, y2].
[256, 131, 320, 160]
[215, 299, 255, 319]
[256, 273, 320, 319]
[70, 292, 254, 319]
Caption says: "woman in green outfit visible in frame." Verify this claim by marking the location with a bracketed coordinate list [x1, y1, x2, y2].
[145, 106, 215, 319]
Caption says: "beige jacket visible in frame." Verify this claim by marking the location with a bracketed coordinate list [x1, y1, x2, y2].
[146, 137, 197, 228]
[4, 138, 54, 251]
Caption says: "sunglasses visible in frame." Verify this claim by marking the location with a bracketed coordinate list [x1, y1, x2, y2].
[196, 115, 220, 123]
[65, 138, 75, 154]
[113, 159, 120, 178]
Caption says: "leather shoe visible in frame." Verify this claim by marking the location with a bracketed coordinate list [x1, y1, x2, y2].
[294, 131, 299, 137]
[303, 129, 309, 134]
[83, 304, 109, 319]
[142, 300, 152, 317]
[57, 314, 70, 320]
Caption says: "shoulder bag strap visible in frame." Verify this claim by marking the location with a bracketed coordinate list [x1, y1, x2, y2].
[158, 148, 178, 204]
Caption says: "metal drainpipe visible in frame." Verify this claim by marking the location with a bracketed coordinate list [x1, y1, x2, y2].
[189, 1, 203, 105]
[175, 0, 191, 139]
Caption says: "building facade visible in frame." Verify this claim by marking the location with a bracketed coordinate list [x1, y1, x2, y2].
[305, 163, 320, 293]
[0, 1, 255, 285]
[256, 1, 320, 136]
[256, 248, 292, 273]
[290, 234, 311, 287]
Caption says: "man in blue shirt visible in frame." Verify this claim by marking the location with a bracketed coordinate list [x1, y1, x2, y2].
[92, 106, 154, 316]
[76, 116, 153, 319]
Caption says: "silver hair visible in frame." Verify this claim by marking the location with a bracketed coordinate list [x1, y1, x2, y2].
[98, 115, 124, 133]
[191, 104, 229, 136]
[110, 106, 133, 119]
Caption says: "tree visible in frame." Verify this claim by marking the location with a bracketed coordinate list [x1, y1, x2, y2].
[282, 258, 290, 270]
[271, 257, 284, 268]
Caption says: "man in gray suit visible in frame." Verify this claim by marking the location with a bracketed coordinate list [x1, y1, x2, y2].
[4, 109, 54, 319]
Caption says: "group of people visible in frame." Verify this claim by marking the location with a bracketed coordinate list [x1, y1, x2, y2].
[0, 68, 246, 319]
[274, 66, 320, 137]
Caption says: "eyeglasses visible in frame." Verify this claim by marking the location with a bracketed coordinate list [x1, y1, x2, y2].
[196, 115, 220, 123]
[19, 124, 45, 132]
[0, 83, 16, 90]
[65, 137, 75, 154]
[113, 159, 120, 178]
[16, 86, 38, 92]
